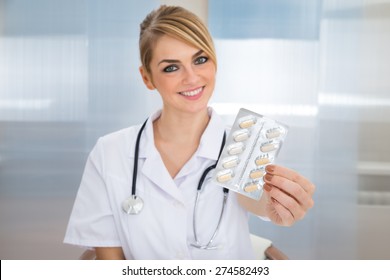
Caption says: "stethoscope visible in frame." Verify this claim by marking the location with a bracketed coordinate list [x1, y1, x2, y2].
[122, 118, 229, 250]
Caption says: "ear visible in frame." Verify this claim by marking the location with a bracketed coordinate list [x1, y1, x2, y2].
[139, 66, 155, 90]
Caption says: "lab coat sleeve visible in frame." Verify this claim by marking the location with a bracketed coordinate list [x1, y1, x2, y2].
[64, 138, 122, 248]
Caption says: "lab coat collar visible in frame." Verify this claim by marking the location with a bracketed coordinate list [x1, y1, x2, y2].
[197, 107, 226, 161]
[138, 109, 161, 159]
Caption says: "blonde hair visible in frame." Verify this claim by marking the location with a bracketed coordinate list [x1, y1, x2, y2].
[139, 5, 217, 73]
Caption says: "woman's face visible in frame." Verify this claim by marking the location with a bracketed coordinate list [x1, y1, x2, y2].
[140, 35, 216, 115]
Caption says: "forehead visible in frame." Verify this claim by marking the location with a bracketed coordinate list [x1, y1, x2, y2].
[152, 35, 200, 62]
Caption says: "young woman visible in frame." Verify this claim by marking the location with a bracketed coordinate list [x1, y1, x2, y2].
[64, 5, 315, 260]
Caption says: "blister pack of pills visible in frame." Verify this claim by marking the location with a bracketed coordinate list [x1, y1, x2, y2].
[213, 108, 288, 200]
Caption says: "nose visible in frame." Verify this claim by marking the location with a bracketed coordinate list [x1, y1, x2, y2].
[182, 66, 199, 85]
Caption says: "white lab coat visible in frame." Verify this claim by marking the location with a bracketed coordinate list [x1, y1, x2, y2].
[64, 107, 255, 259]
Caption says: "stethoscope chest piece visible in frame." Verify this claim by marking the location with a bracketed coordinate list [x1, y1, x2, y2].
[122, 195, 144, 214]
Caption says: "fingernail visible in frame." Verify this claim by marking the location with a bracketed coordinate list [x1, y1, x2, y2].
[265, 164, 274, 173]
[263, 183, 272, 192]
[264, 174, 273, 182]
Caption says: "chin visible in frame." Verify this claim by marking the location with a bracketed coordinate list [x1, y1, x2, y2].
[184, 103, 210, 115]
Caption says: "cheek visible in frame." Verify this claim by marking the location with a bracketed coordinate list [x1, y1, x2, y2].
[152, 75, 178, 92]
[205, 64, 217, 80]
[206, 69, 216, 84]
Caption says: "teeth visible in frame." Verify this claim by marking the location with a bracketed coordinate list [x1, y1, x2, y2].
[180, 87, 202, 96]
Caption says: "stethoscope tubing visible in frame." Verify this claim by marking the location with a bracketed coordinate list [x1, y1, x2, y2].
[192, 189, 228, 249]
[131, 119, 148, 197]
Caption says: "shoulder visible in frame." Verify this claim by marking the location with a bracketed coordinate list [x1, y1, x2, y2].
[97, 110, 160, 149]
[99, 125, 139, 145]
[93, 124, 142, 157]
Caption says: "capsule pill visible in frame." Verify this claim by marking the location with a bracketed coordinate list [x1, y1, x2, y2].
[255, 156, 271, 166]
[239, 116, 257, 128]
[227, 142, 245, 155]
[260, 142, 279, 153]
[233, 129, 250, 142]
[216, 170, 234, 183]
[244, 183, 259, 193]
[249, 169, 265, 179]
[266, 128, 283, 139]
[222, 156, 239, 169]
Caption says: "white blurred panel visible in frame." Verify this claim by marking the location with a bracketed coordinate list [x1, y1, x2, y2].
[211, 39, 319, 128]
[0, 36, 88, 121]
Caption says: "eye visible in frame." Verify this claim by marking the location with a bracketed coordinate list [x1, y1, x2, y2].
[163, 65, 178, 73]
[194, 56, 208, 65]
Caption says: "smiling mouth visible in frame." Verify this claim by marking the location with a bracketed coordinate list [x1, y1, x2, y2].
[179, 86, 204, 97]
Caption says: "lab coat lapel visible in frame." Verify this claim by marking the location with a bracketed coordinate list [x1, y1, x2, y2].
[141, 152, 185, 204]
[197, 107, 227, 160]
[130, 111, 185, 204]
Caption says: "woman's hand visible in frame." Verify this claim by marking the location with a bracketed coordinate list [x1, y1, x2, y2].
[262, 164, 315, 226]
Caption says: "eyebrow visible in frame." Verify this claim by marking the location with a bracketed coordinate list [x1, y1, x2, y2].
[158, 49, 204, 65]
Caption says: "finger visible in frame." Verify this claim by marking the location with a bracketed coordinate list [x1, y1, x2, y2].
[265, 164, 316, 196]
[270, 197, 295, 226]
[263, 174, 314, 211]
[266, 185, 306, 220]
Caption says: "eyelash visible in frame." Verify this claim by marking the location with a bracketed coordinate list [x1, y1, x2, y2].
[163, 65, 178, 73]
[195, 56, 208, 65]
[162, 56, 209, 73]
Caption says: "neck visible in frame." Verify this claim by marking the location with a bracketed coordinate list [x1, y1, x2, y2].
[153, 108, 210, 145]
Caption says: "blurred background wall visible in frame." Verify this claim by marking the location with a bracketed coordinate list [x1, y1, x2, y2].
[0, 0, 389, 259]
